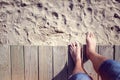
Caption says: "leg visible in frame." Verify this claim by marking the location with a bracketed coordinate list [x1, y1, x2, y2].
[69, 42, 91, 80]
[86, 32, 108, 72]
[86, 32, 120, 80]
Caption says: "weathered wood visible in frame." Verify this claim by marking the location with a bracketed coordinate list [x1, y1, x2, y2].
[53, 46, 68, 80]
[115, 45, 120, 62]
[39, 46, 52, 80]
[98, 45, 114, 80]
[99, 45, 114, 59]
[11, 45, 24, 80]
[68, 45, 74, 77]
[1, 45, 118, 80]
[114, 45, 120, 61]
[24, 46, 38, 80]
[83, 45, 98, 80]
[0, 45, 11, 80]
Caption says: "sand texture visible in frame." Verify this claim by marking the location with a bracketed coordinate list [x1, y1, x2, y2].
[0, 0, 120, 45]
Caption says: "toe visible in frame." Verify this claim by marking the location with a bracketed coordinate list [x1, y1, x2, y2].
[89, 32, 92, 37]
[69, 46, 73, 54]
[72, 42, 75, 47]
[86, 32, 89, 37]
[70, 43, 73, 47]
[75, 41, 80, 47]
[86, 32, 91, 40]
[70, 43, 72, 47]
[70, 43, 74, 50]
[91, 32, 95, 38]
[87, 32, 91, 37]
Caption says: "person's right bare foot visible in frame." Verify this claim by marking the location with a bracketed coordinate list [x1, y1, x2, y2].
[86, 32, 108, 72]
[86, 32, 96, 57]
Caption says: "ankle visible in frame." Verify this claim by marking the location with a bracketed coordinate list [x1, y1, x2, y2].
[75, 62, 83, 70]
[75, 59, 82, 65]
[89, 51, 96, 55]
[87, 50, 95, 55]
[89, 52, 99, 60]
[87, 51, 97, 58]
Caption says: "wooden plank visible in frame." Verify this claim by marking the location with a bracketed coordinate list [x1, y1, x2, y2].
[68, 45, 74, 77]
[115, 45, 120, 62]
[0, 45, 11, 80]
[53, 46, 68, 80]
[11, 45, 24, 80]
[39, 46, 52, 80]
[83, 45, 98, 80]
[98, 45, 114, 59]
[24, 46, 38, 80]
[98, 45, 114, 80]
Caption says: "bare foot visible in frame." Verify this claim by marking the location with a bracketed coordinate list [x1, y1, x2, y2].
[70, 42, 85, 75]
[86, 32, 108, 72]
[86, 32, 96, 57]
[70, 42, 81, 63]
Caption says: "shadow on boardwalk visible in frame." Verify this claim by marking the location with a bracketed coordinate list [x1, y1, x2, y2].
[52, 45, 89, 80]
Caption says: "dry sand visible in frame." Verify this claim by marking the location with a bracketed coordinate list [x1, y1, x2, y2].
[0, 0, 120, 45]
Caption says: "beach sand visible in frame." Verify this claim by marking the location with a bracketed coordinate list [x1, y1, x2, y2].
[0, 0, 120, 45]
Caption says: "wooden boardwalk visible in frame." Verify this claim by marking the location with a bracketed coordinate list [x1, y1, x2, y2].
[0, 45, 120, 80]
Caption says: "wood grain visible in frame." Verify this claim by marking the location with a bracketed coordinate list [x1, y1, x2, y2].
[53, 46, 68, 80]
[24, 46, 38, 80]
[39, 46, 52, 80]
[11, 45, 24, 80]
[0, 45, 11, 80]
[115, 45, 120, 61]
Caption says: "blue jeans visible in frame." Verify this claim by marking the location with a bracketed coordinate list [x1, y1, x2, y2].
[68, 73, 92, 80]
[68, 60, 120, 80]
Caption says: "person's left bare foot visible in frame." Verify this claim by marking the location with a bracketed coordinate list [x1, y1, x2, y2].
[70, 42, 81, 63]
